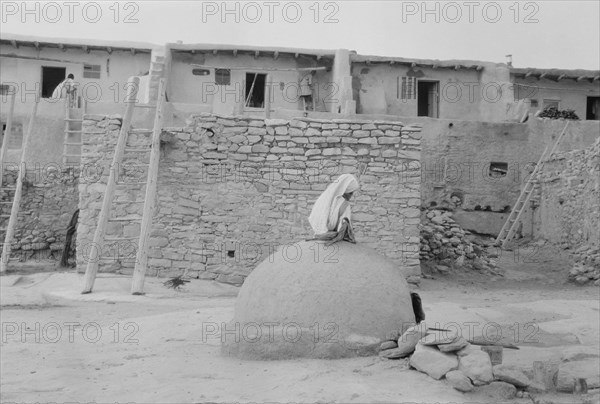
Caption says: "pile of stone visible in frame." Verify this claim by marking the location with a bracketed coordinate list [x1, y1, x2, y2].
[378, 326, 599, 399]
[420, 208, 496, 272]
[568, 244, 600, 286]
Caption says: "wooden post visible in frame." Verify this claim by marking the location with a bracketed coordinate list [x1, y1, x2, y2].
[265, 74, 272, 119]
[1, 99, 38, 273]
[0, 89, 17, 187]
[81, 76, 140, 293]
[131, 79, 165, 295]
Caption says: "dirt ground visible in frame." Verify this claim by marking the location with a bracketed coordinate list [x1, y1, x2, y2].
[1, 244, 599, 404]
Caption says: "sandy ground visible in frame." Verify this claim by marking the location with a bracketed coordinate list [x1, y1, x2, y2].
[1, 245, 599, 403]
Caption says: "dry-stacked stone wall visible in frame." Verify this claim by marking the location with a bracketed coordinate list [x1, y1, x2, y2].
[0, 166, 79, 264]
[77, 113, 423, 285]
[540, 137, 600, 285]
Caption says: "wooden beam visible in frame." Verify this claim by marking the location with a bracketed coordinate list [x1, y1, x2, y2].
[254, 50, 260, 59]
[389, 60, 395, 65]
[131, 78, 166, 295]
[0, 89, 16, 189]
[539, 73, 547, 79]
[1, 100, 38, 273]
[190, 49, 195, 55]
[82, 45, 89, 54]
[525, 71, 533, 78]
[476, 65, 484, 71]
[411, 62, 416, 68]
[190, 63, 327, 72]
[316, 55, 322, 61]
[233, 49, 238, 57]
[33, 41, 40, 51]
[273, 51, 279, 60]
[82, 76, 140, 294]
[576, 76, 585, 82]
[557, 74, 565, 81]
[10, 40, 18, 49]
[130, 48, 136, 56]
[212, 49, 218, 55]
[294, 52, 299, 59]
[432, 64, 438, 69]
[106, 47, 112, 55]
[454, 65, 460, 70]
[594, 76, 600, 81]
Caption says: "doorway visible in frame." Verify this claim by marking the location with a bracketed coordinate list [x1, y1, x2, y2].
[417, 81, 439, 117]
[245, 73, 266, 108]
[586, 96, 600, 120]
[41, 66, 66, 98]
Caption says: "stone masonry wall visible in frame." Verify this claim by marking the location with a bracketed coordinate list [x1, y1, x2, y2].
[77, 113, 423, 285]
[0, 166, 79, 264]
[539, 137, 600, 284]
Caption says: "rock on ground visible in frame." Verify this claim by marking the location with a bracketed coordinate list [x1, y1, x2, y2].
[492, 365, 530, 388]
[395, 324, 428, 357]
[556, 359, 600, 392]
[438, 337, 469, 353]
[409, 344, 458, 380]
[380, 341, 398, 351]
[459, 349, 493, 385]
[475, 381, 517, 400]
[445, 370, 474, 392]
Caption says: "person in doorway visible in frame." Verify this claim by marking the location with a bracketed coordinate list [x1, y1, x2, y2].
[52, 73, 77, 107]
[308, 173, 359, 246]
[299, 70, 316, 112]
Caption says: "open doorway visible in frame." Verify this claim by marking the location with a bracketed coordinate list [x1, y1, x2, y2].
[245, 73, 266, 108]
[417, 81, 439, 117]
[41, 66, 66, 98]
[586, 96, 600, 120]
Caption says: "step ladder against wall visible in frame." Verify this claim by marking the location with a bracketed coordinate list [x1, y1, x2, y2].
[495, 121, 570, 249]
[0, 99, 39, 272]
[82, 75, 166, 295]
[63, 100, 86, 166]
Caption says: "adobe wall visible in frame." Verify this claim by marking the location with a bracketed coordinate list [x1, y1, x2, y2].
[76, 114, 423, 285]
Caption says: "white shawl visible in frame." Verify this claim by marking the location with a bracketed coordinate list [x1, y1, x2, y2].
[309, 174, 359, 235]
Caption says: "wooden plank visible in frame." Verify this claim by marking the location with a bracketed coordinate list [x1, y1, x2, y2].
[81, 76, 140, 293]
[190, 63, 327, 72]
[131, 78, 165, 295]
[1, 100, 38, 273]
[0, 90, 16, 187]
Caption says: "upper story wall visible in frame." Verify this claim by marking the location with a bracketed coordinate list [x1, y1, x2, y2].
[513, 76, 600, 120]
[168, 51, 334, 115]
[0, 43, 152, 116]
[351, 62, 513, 122]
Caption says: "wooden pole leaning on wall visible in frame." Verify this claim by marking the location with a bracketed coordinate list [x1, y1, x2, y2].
[1, 99, 38, 273]
[265, 74, 272, 119]
[131, 78, 166, 295]
[81, 76, 140, 293]
[0, 88, 17, 187]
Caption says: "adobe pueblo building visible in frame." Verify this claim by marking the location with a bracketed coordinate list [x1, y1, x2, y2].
[1, 34, 598, 292]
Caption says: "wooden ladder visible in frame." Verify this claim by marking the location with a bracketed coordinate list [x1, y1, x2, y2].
[495, 121, 570, 248]
[82, 76, 166, 294]
[0, 99, 39, 272]
[63, 98, 86, 166]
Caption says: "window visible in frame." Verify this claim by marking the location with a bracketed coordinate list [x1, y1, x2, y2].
[83, 64, 101, 79]
[215, 69, 231, 85]
[0, 84, 12, 95]
[192, 68, 210, 76]
[530, 99, 538, 107]
[244, 73, 266, 108]
[543, 99, 560, 109]
[400, 76, 417, 100]
[41, 66, 66, 98]
[489, 162, 508, 178]
[586, 96, 600, 120]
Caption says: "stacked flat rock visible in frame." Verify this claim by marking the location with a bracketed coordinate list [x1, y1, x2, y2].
[568, 244, 600, 286]
[419, 208, 496, 271]
[379, 327, 538, 399]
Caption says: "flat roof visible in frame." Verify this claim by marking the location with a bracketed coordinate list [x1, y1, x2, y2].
[167, 42, 337, 60]
[510, 67, 600, 82]
[351, 53, 487, 71]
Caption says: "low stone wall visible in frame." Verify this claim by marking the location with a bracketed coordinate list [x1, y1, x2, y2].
[77, 113, 423, 284]
[0, 167, 79, 264]
[539, 137, 600, 284]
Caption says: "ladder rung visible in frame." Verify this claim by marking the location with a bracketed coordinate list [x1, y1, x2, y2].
[65, 142, 83, 146]
[64, 118, 83, 122]
[64, 154, 81, 157]
[66, 130, 83, 133]
[125, 148, 151, 153]
[0, 201, 13, 204]
[108, 216, 142, 222]
[135, 104, 157, 109]
[129, 128, 153, 134]
[115, 181, 147, 186]
[0, 214, 11, 218]
[104, 236, 139, 241]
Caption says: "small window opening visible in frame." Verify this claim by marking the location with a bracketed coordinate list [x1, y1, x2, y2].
[474, 205, 481, 211]
[83, 64, 101, 79]
[215, 69, 231, 85]
[41, 66, 66, 98]
[489, 162, 508, 178]
[227, 250, 235, 258]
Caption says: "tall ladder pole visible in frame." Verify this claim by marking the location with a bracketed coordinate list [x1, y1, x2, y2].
[82, 76, 140, 293]
[131, 78, 165, 295]
[1, 99, 38, 272]
[495, 121, 570, 248]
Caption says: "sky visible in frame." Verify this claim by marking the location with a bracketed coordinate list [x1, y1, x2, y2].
[1, 0, 599, 70]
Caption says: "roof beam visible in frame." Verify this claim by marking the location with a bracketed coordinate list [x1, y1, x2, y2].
[10, 40, 18, 49]
[82, 45, 89, 53]
[557, 74, 565, 81]
[316, 55, 322, 61]
[58, 43, 65, 52]
[389, 60, 395, 65]
[106, 46, 112, 55]
[539, 72, 547, 80]
[576, 76, 585, 82]
[273, 51, 279, 60]
[254, 50, 259, 59]
[294, 52, 299, 59]
[454, 65, 460, 70]
[233, 49, 238, 57]
[594, 76, 600, 81]
[476, 65, 483, 71]
[432, 64, 438, 69]
[130, 48, 136, 56]
[33, 41, 40, 51]
[411, 62, 416, 68]
[212, 49, 218, 55]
